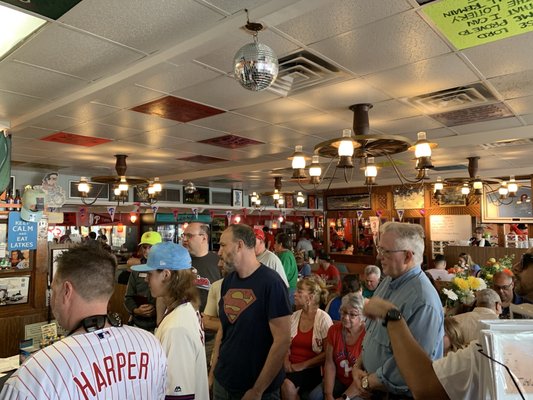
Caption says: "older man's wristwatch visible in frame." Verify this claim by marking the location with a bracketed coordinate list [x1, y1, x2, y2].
[361, 375, 370, 390]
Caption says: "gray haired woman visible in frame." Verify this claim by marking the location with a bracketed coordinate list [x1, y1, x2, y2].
[309, 293, 366, 400]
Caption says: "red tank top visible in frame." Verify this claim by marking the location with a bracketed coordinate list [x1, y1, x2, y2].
[289, 326, 316, 364]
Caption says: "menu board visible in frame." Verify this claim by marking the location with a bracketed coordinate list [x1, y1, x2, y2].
[429, 214, 472, 242]
[423, 0, 533, 49]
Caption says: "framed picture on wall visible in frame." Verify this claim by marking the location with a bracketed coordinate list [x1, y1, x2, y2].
[0, 275, 30, 306]
[482, 181, 533, 222]
[232, 189, 243, 207]
[326, 194, 371, 210]
[438, 186, 466, 206]
[393, 188, 425, 209]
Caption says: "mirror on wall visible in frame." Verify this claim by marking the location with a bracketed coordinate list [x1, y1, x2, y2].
[482, 180, 533, 223]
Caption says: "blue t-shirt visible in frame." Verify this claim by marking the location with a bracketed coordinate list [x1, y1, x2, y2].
[327, 296, 342, 321]
[362, 266, 444, 397]
[215, 264, 291, 394]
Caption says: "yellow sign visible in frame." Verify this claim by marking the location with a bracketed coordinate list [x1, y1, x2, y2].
[423, 0, 533, 49]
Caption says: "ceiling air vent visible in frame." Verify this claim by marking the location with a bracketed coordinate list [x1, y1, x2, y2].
[433, 164, 468, 172]
[269, 50, 348, 96]
[407, 83, 496, 114]
[479, 138, 533, 150]
[407, 83, 513, 127]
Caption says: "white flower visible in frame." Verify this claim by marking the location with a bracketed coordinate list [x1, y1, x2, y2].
[475, 279, 487, 290]
[443, 288, 458, 301]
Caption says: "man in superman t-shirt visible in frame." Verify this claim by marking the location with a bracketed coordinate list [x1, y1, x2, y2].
[212, 224, 291, 399]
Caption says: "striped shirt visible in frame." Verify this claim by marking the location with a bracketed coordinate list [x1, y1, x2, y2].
[0, 325, 167, 400]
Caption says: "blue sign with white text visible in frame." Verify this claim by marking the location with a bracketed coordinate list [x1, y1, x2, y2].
[8, 212, 38, 251]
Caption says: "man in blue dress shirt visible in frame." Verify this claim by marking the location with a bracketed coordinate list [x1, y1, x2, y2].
[352, 222, 444, 398]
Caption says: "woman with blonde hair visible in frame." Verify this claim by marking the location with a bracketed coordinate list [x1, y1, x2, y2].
[132, 241, 208, 399]
[457, 252, 481, 276]
[444, 316, 467, 355]
[282, 275, 333, 399]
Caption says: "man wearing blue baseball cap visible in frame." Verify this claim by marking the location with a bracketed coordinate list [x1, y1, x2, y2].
[132, 241, 208, 399]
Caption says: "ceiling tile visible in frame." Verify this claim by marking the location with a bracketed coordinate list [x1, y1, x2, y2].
[282, 113, 359, 136]
[127, 132, 191, 148]
[60, 0, 224, 54]
[507, 95, 533, 116]
[0, 60, 87, 100]
[11, 24, 145, 81]
[97, 109, 179, 131]
[237, 124, 316, 145]
[275, 0, 412, 45]
[463, 33, 533, 78]
[130, 95, 225, 123]
[65, 122, 142, 140]
[452, 117, 523, 135]
[149, 123, 224, 142]
[365, 54, 479, 98]
[91, 84, 167, 110]
[372, 115, 443, 138]
[133, 62, 221, 93]
[172, 75, 278, 110]
[199, 134, 265, 148]
[191, 111, 268, 132]
[235, 97, 322, 124]
[488, 69, 533, 100]
[54, 101, 120, 122]
[310, 11, 450, 75]
[0, 91, 48, 120]
[41, 132, 113, 147]
[290, 78, 389, 111]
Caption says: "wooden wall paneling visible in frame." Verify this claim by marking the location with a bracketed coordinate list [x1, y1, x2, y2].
[0, 216, 49, 357]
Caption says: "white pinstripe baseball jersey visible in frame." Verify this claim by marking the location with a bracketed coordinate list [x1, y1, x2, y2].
[0, 325, 167, 400]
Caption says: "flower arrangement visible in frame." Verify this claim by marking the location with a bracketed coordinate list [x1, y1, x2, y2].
[478, 255, 515, 285]
[442, 276, 487, 306]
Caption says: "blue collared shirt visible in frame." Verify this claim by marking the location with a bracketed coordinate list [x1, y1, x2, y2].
[362, 266, 444, 396]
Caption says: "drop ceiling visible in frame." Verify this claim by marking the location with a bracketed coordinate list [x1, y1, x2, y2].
[3, 0, 533, 193]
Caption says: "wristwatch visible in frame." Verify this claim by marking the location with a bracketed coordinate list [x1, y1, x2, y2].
[341, 394, 350, 400]
[361, 375, 369, 390]
[383, 308, 402, 327]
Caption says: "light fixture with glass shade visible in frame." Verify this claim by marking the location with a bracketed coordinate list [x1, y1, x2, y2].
[290, 103, 437, 192]
[76, 154, 162, 206]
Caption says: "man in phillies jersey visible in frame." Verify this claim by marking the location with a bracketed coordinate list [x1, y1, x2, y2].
[211, 224, 291, 400]
[1, 245, 167, 400]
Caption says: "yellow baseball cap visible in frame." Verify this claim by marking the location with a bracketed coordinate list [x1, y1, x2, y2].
[139, 231, 162, 246]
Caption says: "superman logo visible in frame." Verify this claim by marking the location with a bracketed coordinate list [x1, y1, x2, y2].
[223, 289, 257, 323]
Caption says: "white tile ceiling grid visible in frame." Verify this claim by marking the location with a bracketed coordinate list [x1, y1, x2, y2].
[1, 0, 533, 192]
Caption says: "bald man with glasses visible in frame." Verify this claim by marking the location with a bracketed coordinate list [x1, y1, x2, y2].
[492, 270, 532, 319]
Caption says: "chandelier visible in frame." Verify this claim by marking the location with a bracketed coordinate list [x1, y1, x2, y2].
[250, 177, 305, 209]
[290, 103, 436, 191]
[233, 9, 278, 91]
[433, 157, 519, 206]
[77, 154, 162, 205]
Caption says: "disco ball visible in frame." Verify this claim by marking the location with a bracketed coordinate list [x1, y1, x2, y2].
[234, 41, 279, 91]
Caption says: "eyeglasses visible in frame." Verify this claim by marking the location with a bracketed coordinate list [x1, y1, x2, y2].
[181, 233, 205, 239]
[340, 311, 361, 318]
[376, 247, 410, 257]
[492, 283, 513, 291]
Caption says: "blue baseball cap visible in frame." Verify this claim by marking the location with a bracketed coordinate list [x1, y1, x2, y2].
[131, 242, 192, 272]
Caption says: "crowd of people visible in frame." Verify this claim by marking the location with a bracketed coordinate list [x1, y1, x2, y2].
[2, 221, 533, 400]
